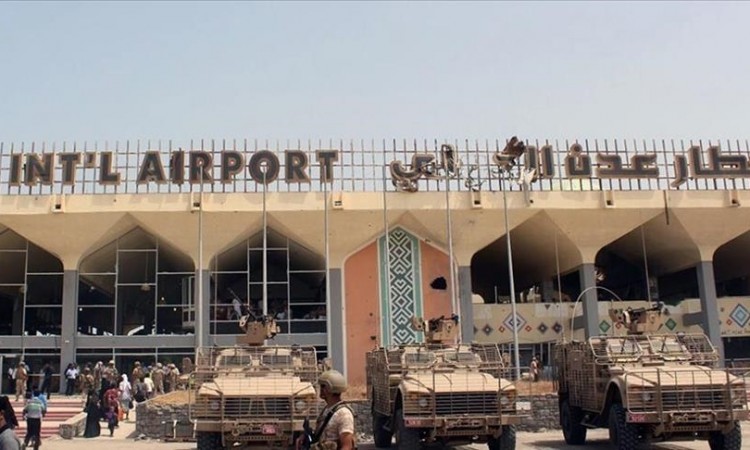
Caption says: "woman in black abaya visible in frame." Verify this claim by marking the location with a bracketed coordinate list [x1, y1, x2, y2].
[83, 393, 101, 438]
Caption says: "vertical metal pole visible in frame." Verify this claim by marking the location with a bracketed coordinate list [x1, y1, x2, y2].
[641, 225, 652, 305]
[197, 170, 204, 348]
[444, 171, 461, 342]
[323, 166, 332, 357]
[262, 170, 268, 316]
[502, 172, 522, 381]
[381, 164, 391, 346]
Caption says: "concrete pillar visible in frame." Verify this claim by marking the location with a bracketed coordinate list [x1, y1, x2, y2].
[696, 261, 724, 364]
[579, 263, 599, 338]
[328, 269, 345, 373]
[59, 270, 78, 394]
[457, 266, 474, 342]
[195, 269, 210, 348]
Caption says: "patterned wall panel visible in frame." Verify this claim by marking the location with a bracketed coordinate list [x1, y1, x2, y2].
[472, 297, 750, 344]
[378, 228, 423, 346]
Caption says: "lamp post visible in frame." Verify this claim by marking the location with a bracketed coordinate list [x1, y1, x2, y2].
[494, 137, 526, 381]
[501, 169, 521, 381]
[197, 169, 204, 348]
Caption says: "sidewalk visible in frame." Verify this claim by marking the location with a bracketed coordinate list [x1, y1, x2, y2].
[43, 409, 191, 450]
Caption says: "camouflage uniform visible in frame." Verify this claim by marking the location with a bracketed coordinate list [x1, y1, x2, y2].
[165, 364, 180, 392]
[152, 363, 164, 395]
[81, 368, 95, 399]
[131, 362, 144, 383]
[15, 363, 28, 401]
[93, 362, 103, 391]
[102, 361, 119, 389]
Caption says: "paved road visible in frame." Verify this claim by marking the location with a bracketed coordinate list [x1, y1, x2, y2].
[39, 414, 750, 450]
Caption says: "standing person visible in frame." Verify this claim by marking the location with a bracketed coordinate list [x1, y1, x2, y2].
[64, 363, 78, 396]
[0, 409, 21, 450]
[152, 363, 164, 396]
[102, 361, 119, 389]
[167, 364, 180, 391]
[92, 362, 103, 393]
[6, 364, 16, 396]
[118, 375, 132, 421]
[530, 356, 540, 382]
[132, 377, 146, 405]
[104, 405, 117, 438]
[142, 373, 154, 400]
[102, 384, 120, 425]
[22, 392, 45, 449]
[40, 363, 53, 399]
[295, 370, 355, 450]
[13, 364, 27, 403]
[82, 394, 101, 438]
[131, 362, 144, 385]
[0, 396, 18, 430]
[80, 367, 95, 400]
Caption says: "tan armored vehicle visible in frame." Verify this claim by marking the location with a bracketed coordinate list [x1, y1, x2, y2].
[554, 303, 749, 450]
[367, 315, 521, 449]
[189, 315, 321, 450]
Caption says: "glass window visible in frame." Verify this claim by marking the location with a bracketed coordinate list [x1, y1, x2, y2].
[0, 252, 26, 284]
[24, 307, 62, 336]
[25, 274, 63, 306]
[77, 307, 115, 336]
[210, 230, 325, 336]
[0, 285, 24, 336]
[79, 276, 116, 305]
[117, 285, 155, 335]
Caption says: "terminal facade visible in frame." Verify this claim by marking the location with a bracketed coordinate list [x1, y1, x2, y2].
[1, 138, 750, 390]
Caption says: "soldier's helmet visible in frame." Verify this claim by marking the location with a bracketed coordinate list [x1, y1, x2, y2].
[318, 370, 347, 394]
[156, 362, 163, 369]
[134, 361, 141, 367]
[108, 360, 115, 365]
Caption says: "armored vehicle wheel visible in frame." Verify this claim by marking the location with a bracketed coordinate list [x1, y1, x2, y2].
[608, 403, 637, 450]
[196, 431, 223, 450]
[560, 399, 587, 445]
[394, 408, 421, 449]
[708, 422, 742, 450]
[373, 411, 393, 448]
[487, 425, 516, 450]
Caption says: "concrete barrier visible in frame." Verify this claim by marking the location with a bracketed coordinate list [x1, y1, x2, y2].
[59, 412, 88, 439]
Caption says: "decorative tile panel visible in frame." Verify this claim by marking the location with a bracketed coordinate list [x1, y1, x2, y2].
[379, 228, 423, 346]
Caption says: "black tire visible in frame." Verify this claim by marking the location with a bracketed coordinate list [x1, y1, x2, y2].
[709, 422, 742, 450]
[196, 432, 223, 450]
[373, 411, 393, 448]
[560, 399, 587, 445]
[394, 408, 421, 449]
[487, 425, 516, 450]
[608, 403, 637, 450]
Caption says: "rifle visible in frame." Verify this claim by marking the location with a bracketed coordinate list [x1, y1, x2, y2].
[299, 418, 314, 450]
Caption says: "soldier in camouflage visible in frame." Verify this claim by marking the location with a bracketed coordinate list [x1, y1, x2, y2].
[152, 363, 164, 396]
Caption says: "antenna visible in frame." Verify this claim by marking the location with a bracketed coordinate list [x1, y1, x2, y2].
[641, 224, 652, 306]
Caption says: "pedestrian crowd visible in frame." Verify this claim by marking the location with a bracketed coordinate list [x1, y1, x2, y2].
[1, 357, 193, 446]
[79, 358, 192, 438]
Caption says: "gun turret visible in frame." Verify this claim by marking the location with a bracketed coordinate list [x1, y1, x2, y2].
[608, 303, 664, 335]
[237, 314, 279, 345]
[411, 315, 459, 344]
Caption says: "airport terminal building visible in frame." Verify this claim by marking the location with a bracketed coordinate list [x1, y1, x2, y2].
[1, 137, 750, 390]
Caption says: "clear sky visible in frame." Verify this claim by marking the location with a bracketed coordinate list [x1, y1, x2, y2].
[1, 1, 748, 143]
